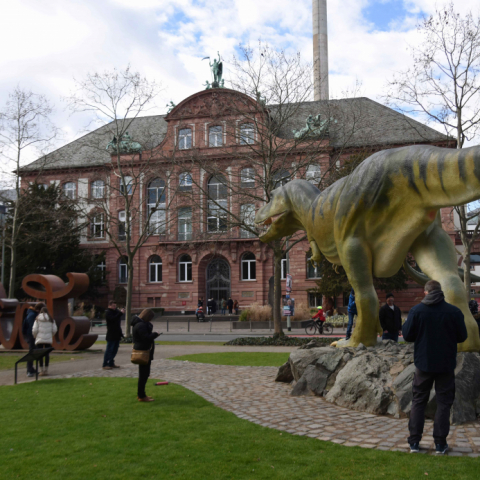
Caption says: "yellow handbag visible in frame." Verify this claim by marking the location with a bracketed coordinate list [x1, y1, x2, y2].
[131, 349, 150, 365]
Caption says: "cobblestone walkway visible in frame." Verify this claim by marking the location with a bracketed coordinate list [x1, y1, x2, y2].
[54, 359, 480, 457]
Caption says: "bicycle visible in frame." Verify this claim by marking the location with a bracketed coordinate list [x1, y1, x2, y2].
[305, 320, 334, 335]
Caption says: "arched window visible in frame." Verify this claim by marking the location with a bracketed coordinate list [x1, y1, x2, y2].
[63, 182, 76, 199]
[179, 172, 192, 192]
[147, 178, 166, 234]
[207, 175, 227, 232]
[120, 176, 133, 195]
[240, 123, 255, 145]
[306, 165, 321, 184]
[242, 252, 256, 281]
[307, 252, 322, 279]
[209, 125, 223, 147]
[178, 207, 192, 241]
[179, 254, 192, 282]
[118, 256, 128, 283]
[273, 170, 291, 189]
[281, 253, 288, 280]
[90, 213, 105, 238]
[149, 255, 162, 283]
[91, 180, 105, 198]
[240, 168, 255, 188]
[240, 204, 256, 238]
[178, 128, 192, 150]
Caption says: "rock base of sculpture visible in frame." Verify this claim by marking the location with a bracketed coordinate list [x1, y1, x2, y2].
[276, 340, 480, 425]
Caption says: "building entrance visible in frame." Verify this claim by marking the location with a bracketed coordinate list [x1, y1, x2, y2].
[206, 258, 230, 303]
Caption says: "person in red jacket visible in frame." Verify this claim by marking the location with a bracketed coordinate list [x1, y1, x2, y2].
[312, 306, 325, 323]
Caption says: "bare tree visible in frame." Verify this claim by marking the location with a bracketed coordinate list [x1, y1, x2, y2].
[65, 66, 172, 336]
[0, 87, 58, 297]
[384, 3, 480, 297]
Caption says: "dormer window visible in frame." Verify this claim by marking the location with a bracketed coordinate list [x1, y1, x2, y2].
[240, 123, 255, 145]
[178, 128, 192, 150]
[209, 125, 223, 147]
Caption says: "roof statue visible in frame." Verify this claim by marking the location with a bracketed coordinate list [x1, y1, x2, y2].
[202, 52, 224, 89]
[166, 101, 176, 113]
[293, 114, 336, 140]
[106, 132, 142, 154]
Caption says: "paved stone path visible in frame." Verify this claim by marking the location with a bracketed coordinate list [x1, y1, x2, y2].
[51, 359, 480, 457]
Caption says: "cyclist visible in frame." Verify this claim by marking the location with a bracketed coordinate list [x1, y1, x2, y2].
[312, 306, 326, 333]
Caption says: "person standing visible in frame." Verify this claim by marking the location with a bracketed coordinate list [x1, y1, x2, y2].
[290, 297, 296, 317]
[402, 280, 467, 455]
[227, 297, 233, 315]
[23, 303, 45, 377]
[221, 298, 227, 315]
[132, 309, 160, 402]
[212, 298, 217, 315]
[32, 307, 57, 376]
[379, 293, 402, 342]
[346, 289, 357, 341]
[233, 299, 239, 315]
[207, 298, 213, 315]
[103, 300, 125, 370]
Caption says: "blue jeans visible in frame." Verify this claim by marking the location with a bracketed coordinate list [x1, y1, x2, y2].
[346, 312, 355, 339]
[221, 308, 226, 315]
[382, 332, 399, 342]
[103, 340, 120, 367]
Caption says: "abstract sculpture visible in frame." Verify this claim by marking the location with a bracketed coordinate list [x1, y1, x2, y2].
[0, 273, 97, 351]
[255, 144, 480, 352]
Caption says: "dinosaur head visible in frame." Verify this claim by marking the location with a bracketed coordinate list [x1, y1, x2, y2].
[255, 182, 306, 243]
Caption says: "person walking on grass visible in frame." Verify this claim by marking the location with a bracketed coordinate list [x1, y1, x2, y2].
[103, 300, 125, 370]
[402, 280, 467, 455]
[132, 309, 160, 402]
[23, 302, 45, 377]
[32, 307, 57, 376]
[379, 293, 402, 342]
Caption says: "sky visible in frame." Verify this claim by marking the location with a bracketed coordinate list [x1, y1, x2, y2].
[0, 0, 479, 181]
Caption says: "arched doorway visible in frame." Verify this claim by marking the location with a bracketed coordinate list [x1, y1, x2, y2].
[206, 258, 230, 303]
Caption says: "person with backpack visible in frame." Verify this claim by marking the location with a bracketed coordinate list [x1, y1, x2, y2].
[32, 307, 57, 376]
[23, 303, 45, 377]
[220, 298, 227, 315]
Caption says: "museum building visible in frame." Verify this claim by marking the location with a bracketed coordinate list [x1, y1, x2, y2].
[20, 86, 456, 313]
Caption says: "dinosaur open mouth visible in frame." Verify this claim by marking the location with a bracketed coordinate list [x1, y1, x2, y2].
[257, 211, 287, 235]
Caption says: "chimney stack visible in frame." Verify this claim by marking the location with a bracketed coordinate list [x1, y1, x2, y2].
[313, 0, 329, 101]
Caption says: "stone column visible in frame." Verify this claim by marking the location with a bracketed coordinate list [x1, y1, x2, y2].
[313, 0, 329, 101]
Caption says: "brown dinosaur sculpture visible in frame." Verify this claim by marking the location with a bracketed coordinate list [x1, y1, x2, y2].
[255, 144, 480, 352]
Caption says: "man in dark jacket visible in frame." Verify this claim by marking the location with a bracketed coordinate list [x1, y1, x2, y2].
[402, 280, 468, 455]
[227, 297, 234, 315]
[103, 300, 124, 370]
[379, 293, 402, 342]
[22, 303, 45, 377]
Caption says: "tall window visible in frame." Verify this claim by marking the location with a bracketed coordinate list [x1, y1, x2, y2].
[119, 257, 128, 283]
[120, 176, 133, 195]
[208, 175, 227, 232]
[240, 123, 255, 145]
[273, 170, 291, 189]
[95, 257, 106, 282]
[91, 180, 105, 198]
[240, 204, 256, 238]
[38, 183, 48, 190]
[242, 252, 256, 280]
[149, 255, 162, 283]
[281, 253, 288, 280]
[209, 125, 223, 147]
[240, 168, 255, 188]
[306, 165, 321, 184]
[147, 178, 166, 234]
[179, 172, 193, 192]
[90, 213, 105, 238]
[118, 210, 128, 240]
[63, 182, 76, 199]
[178, 128, 192, 150]
[179, 254, 192, 282]
[178, 207, 192, 241]
[307, 253, 322, 279]
[309, 292, 322, 308]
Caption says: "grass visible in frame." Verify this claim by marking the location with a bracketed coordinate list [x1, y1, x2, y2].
[0, 354, 83, 371]
[169, 352, 292, 366]
[0, 378, 477, 480]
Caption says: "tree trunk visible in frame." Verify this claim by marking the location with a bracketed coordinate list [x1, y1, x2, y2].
[8, 245, 16, 299]
[125, 260, 134, 337]
[273, 243, 284, 336]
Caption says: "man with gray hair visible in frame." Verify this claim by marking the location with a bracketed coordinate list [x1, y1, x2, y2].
[402, 280, 467, 455]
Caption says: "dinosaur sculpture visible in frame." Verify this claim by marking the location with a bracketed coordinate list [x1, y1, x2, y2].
[255, 144, 480, 352]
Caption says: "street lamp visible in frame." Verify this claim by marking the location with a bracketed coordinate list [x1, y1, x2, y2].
[0, 204, 6, 286]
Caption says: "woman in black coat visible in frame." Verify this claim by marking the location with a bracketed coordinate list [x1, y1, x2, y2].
[132, 309, 160, 402]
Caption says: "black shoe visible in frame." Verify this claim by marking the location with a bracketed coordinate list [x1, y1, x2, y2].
[435, 443, 448, 455]
[409, 442, 420, 453]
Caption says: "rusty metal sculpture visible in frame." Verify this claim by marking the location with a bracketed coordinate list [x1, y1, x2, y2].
[0, 273, 97, 351]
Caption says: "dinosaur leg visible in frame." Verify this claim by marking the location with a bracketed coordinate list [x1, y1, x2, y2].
[340, 240, 380, 347]
[411, 225, 480, 352]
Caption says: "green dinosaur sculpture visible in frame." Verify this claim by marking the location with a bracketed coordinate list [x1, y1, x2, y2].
[255, 145, 480, 352]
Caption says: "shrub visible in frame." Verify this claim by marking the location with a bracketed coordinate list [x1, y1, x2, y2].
[249, 303, 272, 322]
[225, 336, 341, 347]
[239, 309, 250, 322]
[291, 302, 311, 321]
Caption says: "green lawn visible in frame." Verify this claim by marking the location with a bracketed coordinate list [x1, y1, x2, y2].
[0, 378, 476, 480]
[169, 352, 296, 366]
[0, 354, 83, 371]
